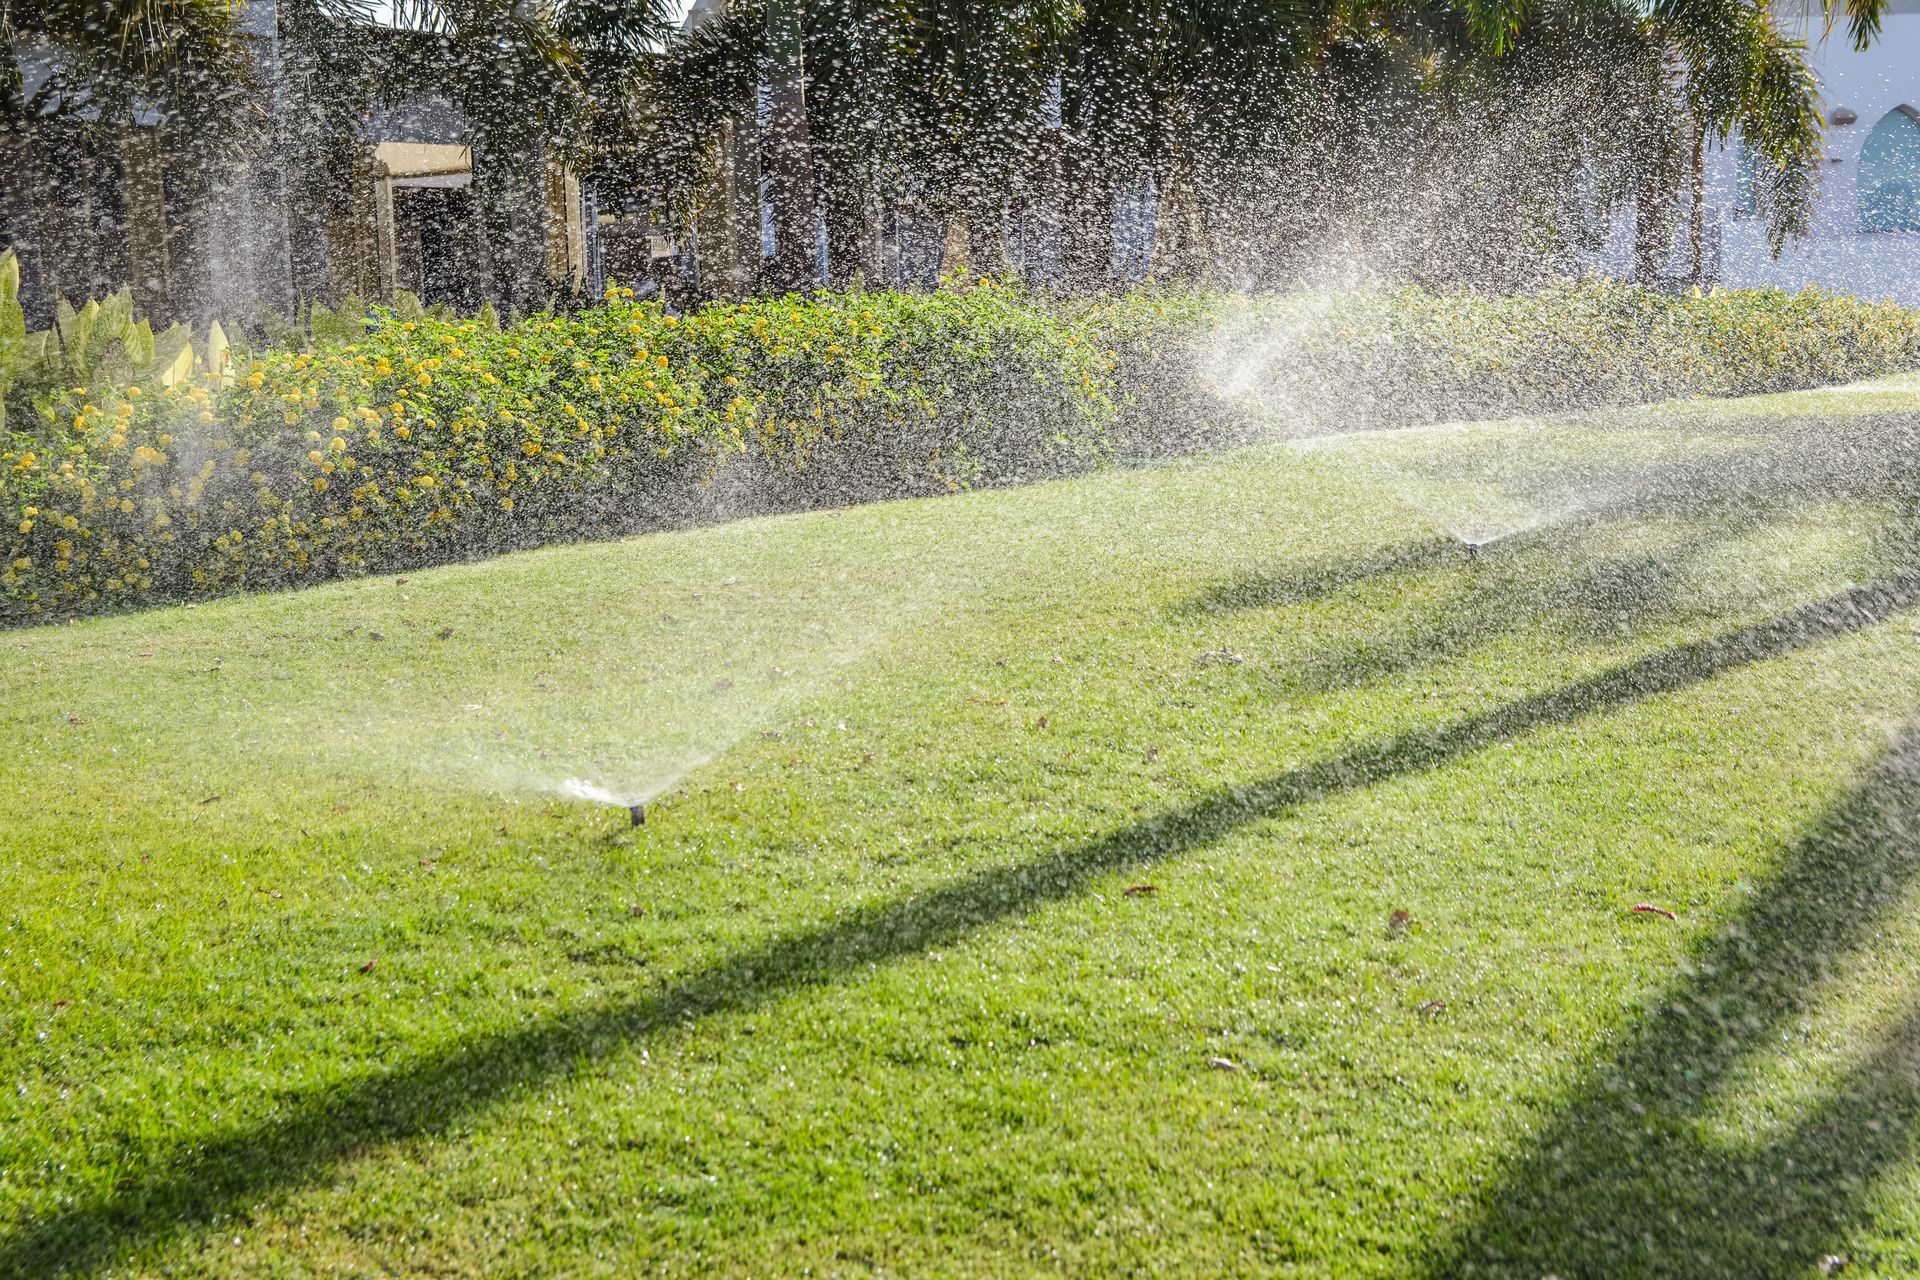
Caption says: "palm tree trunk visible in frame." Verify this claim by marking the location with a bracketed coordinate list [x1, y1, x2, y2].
[1633, 172, 1668, 287]
[1058, 139, 1113, 292]
[962, 200, 1011, 278]
[824, 169, 866, 289]
[765, 0, 818, 294]
[1149, 146, 1209, 284]
[1688, 113, 1706, 285]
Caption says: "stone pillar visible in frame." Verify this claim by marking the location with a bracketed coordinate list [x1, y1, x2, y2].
[121, 129, 172, 318]
[373, 159, 399, 301]
[694, 107, 762, 300]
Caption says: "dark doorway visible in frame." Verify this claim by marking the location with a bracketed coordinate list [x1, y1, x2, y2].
[393, 184, 480, 310]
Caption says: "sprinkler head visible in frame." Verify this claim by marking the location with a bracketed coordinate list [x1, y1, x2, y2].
[1461, 541, 1482, 562]
[628, 803, 645, 827]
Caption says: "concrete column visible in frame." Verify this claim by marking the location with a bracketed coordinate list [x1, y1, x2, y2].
[373, 163, 399, 301]
[121, 129, 173, 320]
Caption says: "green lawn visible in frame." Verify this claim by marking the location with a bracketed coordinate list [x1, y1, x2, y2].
[7, 377, 1920, 1278]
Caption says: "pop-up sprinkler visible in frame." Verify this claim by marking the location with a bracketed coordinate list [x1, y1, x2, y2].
[628, 803, 645, 827]
[1460, 532, 1512, 562]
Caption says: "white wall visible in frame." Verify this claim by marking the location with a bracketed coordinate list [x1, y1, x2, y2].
[1712, 3, 1920, 302]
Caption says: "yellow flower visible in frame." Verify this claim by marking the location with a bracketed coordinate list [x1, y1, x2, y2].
[15, 520, 29, 534]
[126, 386, 142, 400]
[333, 416, 350, 432]
[10, 558, 28, 571]
[313, 477, 328, 492]
[330, 436, 346, 454]
[20, 506, 36, 517]
[499, 496, 514, 511]
[395, 426, 411, 440]
[308, 450, 324, 465]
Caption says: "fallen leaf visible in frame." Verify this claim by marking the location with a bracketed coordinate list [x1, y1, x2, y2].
[1124, 884, 1159, 897]
[861, 752, 874, 764]
[344, 626, 360, 637]
[51, 999, 69, 1008]
[713, 678, 735, 692]
[1145, 746, 1160, 763]
[1194, 648, 1244, 666]
[1388, 909, 1413, 934]
[257, 887, 282, 899]
[396, 578, 409, 585]
[358, 958, 377, 974]
[331, 803, 349, 813]
[497, 824, 510, 835]
[760, 730, 784, 741]
[1820, 1255, 1849, 1275]
[136, 651, 154, 658]
[368, 632, 386, 642]
[1631, 903, 1678, 921]
[66, 716, 83, 726]
[629, 905, 647, 917]
[1035, 716, 1049, 729]
[418, 858, 436, 868]
[1419, 999, 1448, 1015]
[1205, 1057, 1240, 1071]
[200, 795, 221, 805]
[731, 780, 747, 791]
[437, 626, 454, 640]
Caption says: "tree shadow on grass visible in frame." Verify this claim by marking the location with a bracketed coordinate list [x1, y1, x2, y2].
[1191, 417, 1920, 697]
[1180, 536, 1466, 614]
[1425, 724, 1920, 1280]
[7, 574, 1920, 1277]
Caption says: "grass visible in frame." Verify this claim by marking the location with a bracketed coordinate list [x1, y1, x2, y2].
[6, 376, 1920, 1277]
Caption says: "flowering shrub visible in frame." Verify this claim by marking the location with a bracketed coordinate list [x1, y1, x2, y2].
[4, 277, 1918, 623]
[1, 283, 1114, 621]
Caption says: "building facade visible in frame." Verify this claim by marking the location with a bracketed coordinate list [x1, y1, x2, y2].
[1706, 0, 1920, 302]
[1, 0, 592, 330]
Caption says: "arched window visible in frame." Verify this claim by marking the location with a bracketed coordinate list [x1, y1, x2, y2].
[1859, 105, 1920, 232]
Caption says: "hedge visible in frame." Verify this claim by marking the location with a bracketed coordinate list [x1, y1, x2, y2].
[1, 282, 1114, 622]
[5, 277, 1919, 624]
[1119, 279, 1920, 451]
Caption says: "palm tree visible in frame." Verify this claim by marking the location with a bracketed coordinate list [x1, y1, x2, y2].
[1, 0, 264, 319]
[642, 0, 1076, 293]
